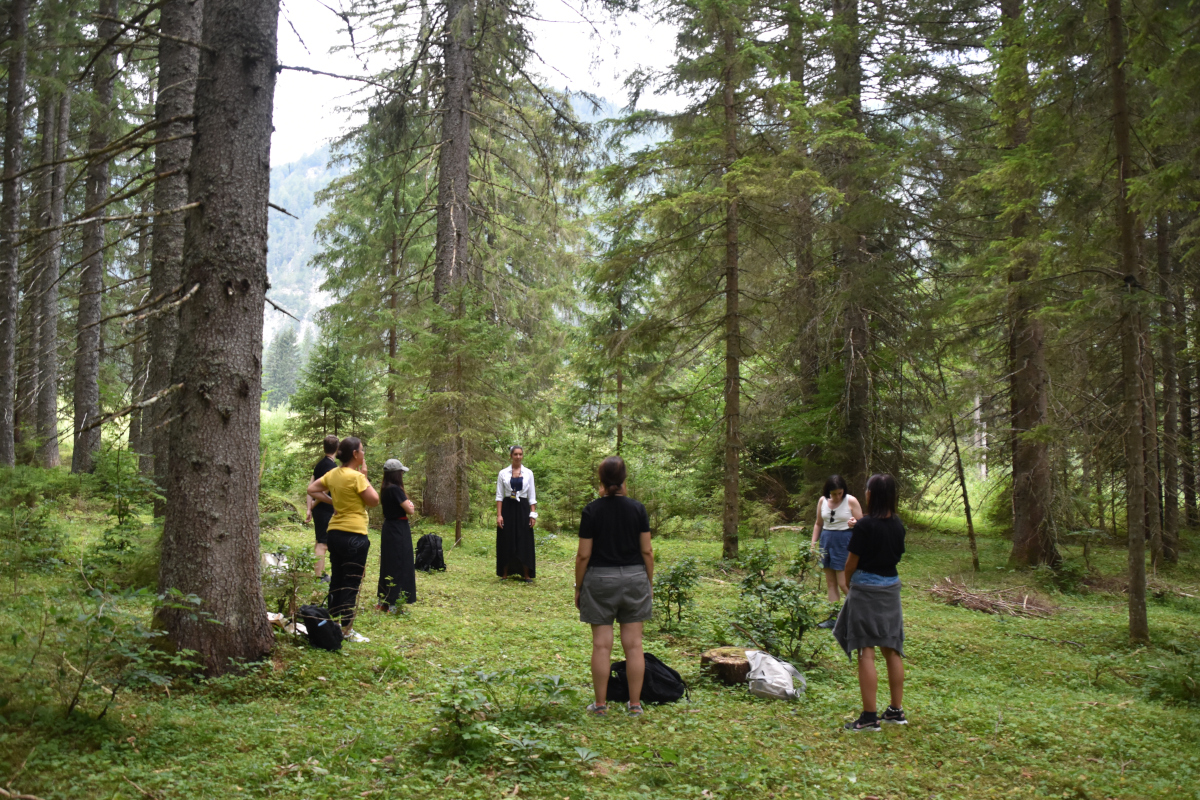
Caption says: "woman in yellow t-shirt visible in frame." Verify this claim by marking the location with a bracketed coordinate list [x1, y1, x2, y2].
[307, 436, 379, 642]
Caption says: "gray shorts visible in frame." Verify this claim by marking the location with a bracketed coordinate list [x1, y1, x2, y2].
[579, 565, 652, 625]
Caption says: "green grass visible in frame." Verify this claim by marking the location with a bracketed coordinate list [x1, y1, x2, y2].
[2, 502, 1198, 800]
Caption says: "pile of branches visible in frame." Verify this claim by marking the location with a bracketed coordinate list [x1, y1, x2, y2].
[928, 577, 1056, 618]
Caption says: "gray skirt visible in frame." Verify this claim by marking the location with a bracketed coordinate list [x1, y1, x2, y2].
[832, 580, 904, 659]
[578, 565, 652, 625]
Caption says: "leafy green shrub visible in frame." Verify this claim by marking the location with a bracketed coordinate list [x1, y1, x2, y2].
[1143, 651, 1200, 706]
[1033, 559, 1088, 594]
[1, 586, 203, 719]
[428, 666, 577, 759]
[261, 543, 320, 617]
[654, 556, 700, 628]
[93, 444, 161, 524]
[719, 546, 830, 666]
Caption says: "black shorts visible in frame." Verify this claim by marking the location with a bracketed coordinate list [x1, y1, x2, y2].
[312, 503, 334, 545]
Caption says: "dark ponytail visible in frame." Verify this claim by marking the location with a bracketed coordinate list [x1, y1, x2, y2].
[598, 456, 627, 497]
[336, 436, 362, 465]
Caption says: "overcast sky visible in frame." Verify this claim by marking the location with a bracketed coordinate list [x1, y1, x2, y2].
[270, 0, 684, 166]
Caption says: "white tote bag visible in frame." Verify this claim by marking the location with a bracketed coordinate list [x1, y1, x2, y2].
[745, 649, 806, 700]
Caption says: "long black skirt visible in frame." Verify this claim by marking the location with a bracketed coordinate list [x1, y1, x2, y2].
[378, 518, 417, 607]
[496, 496, 536, 578]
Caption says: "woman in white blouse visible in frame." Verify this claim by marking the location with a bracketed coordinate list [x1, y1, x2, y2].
[496, 445, 538, 581]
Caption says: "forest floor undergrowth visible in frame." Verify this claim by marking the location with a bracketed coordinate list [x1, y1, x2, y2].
[2, 504, 1199, 800]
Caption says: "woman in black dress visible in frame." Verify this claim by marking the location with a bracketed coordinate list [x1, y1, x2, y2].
[377, 459, 417, 612]
[495, 445, 537, 581]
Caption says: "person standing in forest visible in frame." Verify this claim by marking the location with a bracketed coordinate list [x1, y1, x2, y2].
[305, 435, 340, 582]
[575, 456, 655, 716]
[833, 472, 907, 731]
[496, 445, 537, 581]
[812, 475, 862, 628]
[307, 437, 379, 642]
[376, 459, 417, 612]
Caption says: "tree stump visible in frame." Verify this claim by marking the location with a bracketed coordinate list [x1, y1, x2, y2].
[701, 647, 750, 685]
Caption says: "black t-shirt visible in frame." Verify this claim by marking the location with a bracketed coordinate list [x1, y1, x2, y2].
[381, 485, 409, 520]
[848, 515, 906, 577]
[313, 457, 336, 507]
[579, 495, 650, 568]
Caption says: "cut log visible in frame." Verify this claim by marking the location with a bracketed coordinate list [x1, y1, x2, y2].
[768, 525, 805, 532]
[701, 647, 749, 685]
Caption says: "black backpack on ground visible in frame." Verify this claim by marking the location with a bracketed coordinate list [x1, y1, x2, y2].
[298, 605, 343, 651]
[415, 533, 446, 572]
[606, 653, 688, 704]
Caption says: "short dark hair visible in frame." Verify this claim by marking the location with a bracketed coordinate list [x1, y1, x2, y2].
[382, 468, 405, 490]
[323, 435, 339, 454]
[865, 473, 898, 517]
[598, 456, 626, 497]
[822, 474, 849, 498]
[337, 436, 362, 465]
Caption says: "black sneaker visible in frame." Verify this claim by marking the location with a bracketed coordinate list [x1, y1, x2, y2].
[844, 712, 881, 732]
[881, 706, 907, 725]
[817, 618, 836, 629]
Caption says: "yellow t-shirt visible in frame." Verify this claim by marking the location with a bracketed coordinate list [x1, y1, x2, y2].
[321, 466, 371, 535]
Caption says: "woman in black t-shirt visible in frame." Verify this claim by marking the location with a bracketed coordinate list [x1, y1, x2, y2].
[574, 456, 655, 716]
[376, 459, 417, 612]
[833, 472, 908, 731]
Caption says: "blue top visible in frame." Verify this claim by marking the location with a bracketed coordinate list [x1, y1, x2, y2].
[509, 476, 524, 497]
[851, 570, 900, 587]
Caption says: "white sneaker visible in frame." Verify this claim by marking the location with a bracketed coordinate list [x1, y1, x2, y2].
[345, 630, 370, 643]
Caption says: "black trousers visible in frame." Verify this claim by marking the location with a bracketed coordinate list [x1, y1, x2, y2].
[327, 530, 370, 628]
[378, 518, 416, 607]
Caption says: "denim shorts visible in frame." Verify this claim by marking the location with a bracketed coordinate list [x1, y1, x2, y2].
[579, 565, 653, 625]
[820, 529, 852, 571]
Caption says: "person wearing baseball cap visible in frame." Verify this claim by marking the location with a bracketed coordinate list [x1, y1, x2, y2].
[377, 459, 416, 611]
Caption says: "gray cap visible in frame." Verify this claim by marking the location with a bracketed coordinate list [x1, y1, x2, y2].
[383, 459, 410, 473]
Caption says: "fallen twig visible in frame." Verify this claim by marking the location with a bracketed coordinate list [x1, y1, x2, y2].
[1012, 633, 1084, 648]
[928, 577, 1055, 618]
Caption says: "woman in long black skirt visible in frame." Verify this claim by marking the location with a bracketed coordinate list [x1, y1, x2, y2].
[495, 445, 537, 581]
[377, 459, 417, 612]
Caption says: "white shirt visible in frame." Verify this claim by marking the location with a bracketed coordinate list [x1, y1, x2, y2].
[819, 494, 856, 531]
[496, 465, 537, 504]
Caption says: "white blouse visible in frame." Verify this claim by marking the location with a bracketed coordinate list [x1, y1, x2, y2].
[495, 465, 537, 504]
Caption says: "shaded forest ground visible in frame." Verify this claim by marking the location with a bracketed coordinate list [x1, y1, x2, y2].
[1, 497, 1198, 800]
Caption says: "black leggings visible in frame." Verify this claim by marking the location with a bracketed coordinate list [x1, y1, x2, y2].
[327, 530, 370, 628]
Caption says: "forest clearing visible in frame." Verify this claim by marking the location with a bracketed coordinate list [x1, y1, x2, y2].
[2, 0, 1200, 797]
[2, 479, 1198, 800]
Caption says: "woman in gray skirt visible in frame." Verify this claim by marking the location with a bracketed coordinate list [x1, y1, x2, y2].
[574, 456, 654, 716]
[833, 472, 907, 731]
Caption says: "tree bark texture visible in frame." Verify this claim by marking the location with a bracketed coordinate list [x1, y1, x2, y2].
[425, 0, 475, 525]
[148, 0, 203, 508]
[1157, 213, 1178, 561]
[157, 0, 279, 675]
[832, 0, 870, 493]
[72, 0, 119, 474]
[999, 0, 1055, 568]
[721, 23, 741, 561]
[37, 87, 71, 468]
[0, 0, 29, 467]
[1180, 284, 1195, 526]
[1108, 0, 1149, 643]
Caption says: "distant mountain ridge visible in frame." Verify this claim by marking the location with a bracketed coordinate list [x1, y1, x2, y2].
[266, 145, 342, 343]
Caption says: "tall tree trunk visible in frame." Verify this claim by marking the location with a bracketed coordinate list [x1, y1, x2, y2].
[0, 0, 29, 467]
[425, 0, 474, 524]
[37, 87, 70, 468]
[72, 0, 119, 474]
[1180, 283, 1195, 526]
[721, 22, 741, 560]
[785, 9, 818, 406]
[1158, 213, 1179, 560]
[386, 188, 399, 409]
[148, 0, 202, 510]
[1108, 0, 1149, 643]
[157, 0, 279, 676]
[128, 200, 152, 462]
[999, 0, 1055, 567]
[832, 0, 869, 493]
